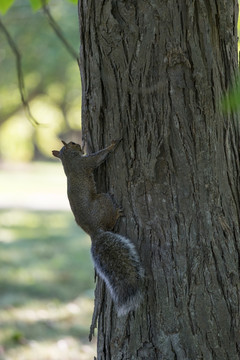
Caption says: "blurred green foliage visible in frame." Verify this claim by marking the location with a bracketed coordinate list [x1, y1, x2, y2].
[0, 0, 78, 15]
[0, 0, 81, 162]
[221, 12, 240, 113]
[222, 77, 240, 113]
[0, 0, 15, 14]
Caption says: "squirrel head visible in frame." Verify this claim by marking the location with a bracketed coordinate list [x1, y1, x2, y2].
[52, 141, 85, 174]
[52, 141, 84, 170]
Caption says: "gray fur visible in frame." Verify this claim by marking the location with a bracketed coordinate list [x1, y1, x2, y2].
[91, 231, 144, 316]
[52, 140, 144, 316]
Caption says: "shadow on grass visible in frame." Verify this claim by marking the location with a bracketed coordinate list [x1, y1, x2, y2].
[0, 209, 96, 357]
[0, 210, 94, 300]
[1, 317, 90, 345]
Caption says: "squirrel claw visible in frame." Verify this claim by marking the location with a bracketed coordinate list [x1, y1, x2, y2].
[116, 207, 125, 219]
[109, 138, 122, 151]
[112, 138, 122, 145]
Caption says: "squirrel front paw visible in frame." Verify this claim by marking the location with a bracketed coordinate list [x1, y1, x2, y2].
[109, 138, 122, 151]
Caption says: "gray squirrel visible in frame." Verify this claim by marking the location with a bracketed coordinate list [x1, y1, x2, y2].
[52, 139, 144, 316]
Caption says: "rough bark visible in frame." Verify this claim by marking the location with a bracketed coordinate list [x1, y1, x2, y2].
[78, 0, 240, 359]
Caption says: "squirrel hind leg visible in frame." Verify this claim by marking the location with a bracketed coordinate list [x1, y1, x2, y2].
[95, 193, 122, 230]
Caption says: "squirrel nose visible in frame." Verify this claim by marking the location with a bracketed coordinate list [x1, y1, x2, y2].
[52, 150, 60, 158]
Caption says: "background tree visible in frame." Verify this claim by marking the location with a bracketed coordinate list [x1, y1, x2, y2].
[78, 1, 240, 359]
[0, 0, 81, 161]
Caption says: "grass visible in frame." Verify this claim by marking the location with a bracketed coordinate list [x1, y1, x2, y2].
[0, 163, 96, 360]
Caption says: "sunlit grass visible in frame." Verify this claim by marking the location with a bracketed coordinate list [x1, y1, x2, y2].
[0, 163, 96, 359]
[0, 162, 68, 210]
[6, 338, 95, 360]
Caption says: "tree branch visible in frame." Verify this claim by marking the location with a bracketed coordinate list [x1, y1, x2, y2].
[0, 86, 43, 126]
[41, 0, 80, 64]
[0, 18, 39, 125]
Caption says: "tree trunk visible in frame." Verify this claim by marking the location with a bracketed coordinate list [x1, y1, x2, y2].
[78, 0, 240, 359]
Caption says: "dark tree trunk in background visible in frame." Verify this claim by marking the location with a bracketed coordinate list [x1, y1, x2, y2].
[78, 0, 240, 359]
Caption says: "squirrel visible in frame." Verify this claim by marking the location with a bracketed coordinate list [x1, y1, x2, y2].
[52, 139, 144, 316]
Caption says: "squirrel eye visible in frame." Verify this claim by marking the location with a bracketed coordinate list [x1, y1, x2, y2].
[71, 142, 76, 145]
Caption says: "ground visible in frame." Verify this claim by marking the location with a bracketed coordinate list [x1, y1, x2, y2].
[0, 162, 96, 360]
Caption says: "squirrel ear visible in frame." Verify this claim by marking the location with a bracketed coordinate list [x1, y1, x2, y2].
[52, 150, 60, 158]
[61, 140, 67, 146]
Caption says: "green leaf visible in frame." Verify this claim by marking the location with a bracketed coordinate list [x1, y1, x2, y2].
[0, 0, 15, 14]
[66, 0, 78, 4]
[29, 0, 50, 11]
[222, 77, 240, 113]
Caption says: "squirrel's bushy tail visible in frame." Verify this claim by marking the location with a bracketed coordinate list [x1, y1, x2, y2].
[91, 231, 144, 316]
